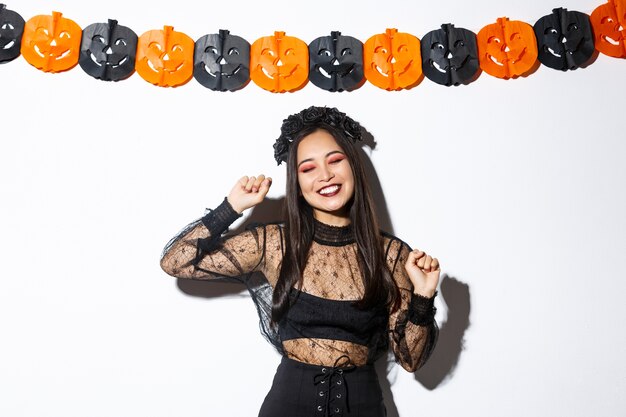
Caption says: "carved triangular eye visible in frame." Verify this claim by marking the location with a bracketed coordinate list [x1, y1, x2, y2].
[228, 47, 239, 55]
[115, 38, 127, 46]
[205, 46, 218, 54]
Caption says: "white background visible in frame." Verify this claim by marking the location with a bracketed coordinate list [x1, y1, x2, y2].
[1, 1, 625, 416]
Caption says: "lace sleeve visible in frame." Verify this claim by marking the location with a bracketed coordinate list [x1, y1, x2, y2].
[160, 198, 269, 280]
[386, 238, 439, 372]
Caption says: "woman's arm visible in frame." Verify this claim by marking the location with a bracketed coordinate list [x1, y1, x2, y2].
[160, 175, 274, 279]
[386, 239, 440, 372]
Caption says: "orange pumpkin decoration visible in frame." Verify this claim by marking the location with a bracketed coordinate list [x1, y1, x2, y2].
[250, 31, 309, 93]
[363, 28, 422, 91]
[590, 0, 626, 58]
[20, 11, 82, 73]
[135, 25, 194, 87]
[476, 17, 538, 79]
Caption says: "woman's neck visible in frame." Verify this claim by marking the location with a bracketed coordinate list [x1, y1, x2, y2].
[313, 209, 351, 227]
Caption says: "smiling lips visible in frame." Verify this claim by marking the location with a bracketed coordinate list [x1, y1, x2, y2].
[318, 184, 341, 196]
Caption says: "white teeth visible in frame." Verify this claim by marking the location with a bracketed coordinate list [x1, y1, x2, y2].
[319, 185, 340, 195]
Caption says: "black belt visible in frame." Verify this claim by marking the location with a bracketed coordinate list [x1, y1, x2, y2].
[313, 355, 356, 417]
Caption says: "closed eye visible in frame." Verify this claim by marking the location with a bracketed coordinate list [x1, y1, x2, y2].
[299, 164, 315, 173]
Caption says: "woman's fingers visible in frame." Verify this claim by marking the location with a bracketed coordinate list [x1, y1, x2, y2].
[242, 175, 270, 193]
[244, 176, 257, 192]
[252, 175, 266, 192]
[431, 258, 440, 271]
[408, 249, 439, 272]
[417, 254, 427, 269]
[258, 177, 272, 196]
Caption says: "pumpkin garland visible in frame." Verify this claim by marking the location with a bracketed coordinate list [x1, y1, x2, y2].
[1, 2, 623, 91]
[476, 17, 539, 79]
[0, 4, 24, 63]
[363, 28, 423, 91]
[79, 19, 138, 81]
[21, 11, 82, 73]
[250, 31, 309, 93]
[590, 0, 626, 57]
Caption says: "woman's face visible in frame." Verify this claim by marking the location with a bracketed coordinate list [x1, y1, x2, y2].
[296, 129, 355, 225]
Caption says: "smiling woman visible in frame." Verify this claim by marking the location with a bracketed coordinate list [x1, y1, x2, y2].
[296, 130, 356, 224]
[159, 106, 440, 417]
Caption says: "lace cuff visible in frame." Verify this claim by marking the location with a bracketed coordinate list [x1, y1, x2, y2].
[408, 291, 437, 326]
[200, 197, 242, 236]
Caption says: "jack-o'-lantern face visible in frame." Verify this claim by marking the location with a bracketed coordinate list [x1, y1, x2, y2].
[79, 19, 137, 81]
[422, 24, 480, 86]
[250, 31, 309, 93]
[533, 8, 595, 70]
[590, 0, 626, 58]
[0, 4, 25, 63]
[363, 28, 422, 91]
[136, 25, 194, 87]
[194, 29, 250, 92]
[308, 31, 364, 92]
[21, 11, 82, 73]
[477, 17, 538, 79]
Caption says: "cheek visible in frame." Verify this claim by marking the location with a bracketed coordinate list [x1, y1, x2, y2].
[296, 174, 312, 197]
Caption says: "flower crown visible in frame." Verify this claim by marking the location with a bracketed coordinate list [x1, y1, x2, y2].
[273, 106, 362, 165]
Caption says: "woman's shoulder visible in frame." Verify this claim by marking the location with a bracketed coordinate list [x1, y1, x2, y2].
[379, 229, 412, 254]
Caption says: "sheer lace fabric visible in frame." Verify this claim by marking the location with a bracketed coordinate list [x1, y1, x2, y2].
[160, 199, 438, 372]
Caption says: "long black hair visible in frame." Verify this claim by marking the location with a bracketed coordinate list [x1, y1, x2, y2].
[271, 122, 400, 325]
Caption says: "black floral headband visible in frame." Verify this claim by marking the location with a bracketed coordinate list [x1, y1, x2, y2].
[273, 106, 362, 165]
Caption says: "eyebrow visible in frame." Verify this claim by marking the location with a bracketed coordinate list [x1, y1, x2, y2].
[297, 150, 345, 168]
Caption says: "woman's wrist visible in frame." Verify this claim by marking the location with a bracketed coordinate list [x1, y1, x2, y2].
[413, 287, 436, 298]
[201, 197, 243, 236]
[226, 196, 245, 214]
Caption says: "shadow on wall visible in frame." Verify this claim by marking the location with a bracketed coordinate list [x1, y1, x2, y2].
[176, 128, 471, 415]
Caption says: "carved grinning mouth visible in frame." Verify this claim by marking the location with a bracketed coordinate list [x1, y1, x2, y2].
[547, 47, 562, 58]
[205, 64, 242, 78]
[90, 52, 128, 68]
[374, 61, 411, 77]
[2, 40, 15, 50]
[261, 66, 274, 79]
[318, 63, 354, 79]
[147, 58, 184, 74]
[34, 44, 71, 60]
[489, 55, 504, 66]
[432, 60, 448, 73]
[603, 35, 622, 45]
[260, 64, 298, 79]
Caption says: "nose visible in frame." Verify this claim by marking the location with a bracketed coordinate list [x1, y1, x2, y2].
[318, 164, 334, 182]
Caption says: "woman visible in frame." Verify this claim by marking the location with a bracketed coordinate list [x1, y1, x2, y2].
[160, 106, 440, 417]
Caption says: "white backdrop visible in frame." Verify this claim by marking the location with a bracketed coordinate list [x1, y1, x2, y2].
[1, 1, 625, 416]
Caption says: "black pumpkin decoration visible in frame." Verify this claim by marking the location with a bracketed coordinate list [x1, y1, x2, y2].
[421, 23, 480, 86]
[0, 4, 25, 64]
[193, 29, 250, 92]
[78, 19, 138, 81]
[533, 8, 595, 71]
[308, 31, 364, 92]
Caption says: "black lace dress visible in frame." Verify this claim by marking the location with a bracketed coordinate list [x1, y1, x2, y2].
[160, 199, 438, 416]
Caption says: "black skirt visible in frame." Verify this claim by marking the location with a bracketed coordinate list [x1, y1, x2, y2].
[258, 356, 386, 417]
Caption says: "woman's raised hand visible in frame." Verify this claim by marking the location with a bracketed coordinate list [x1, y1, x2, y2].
[405, 250, 440, 298]
[227, 175, 272, 214]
